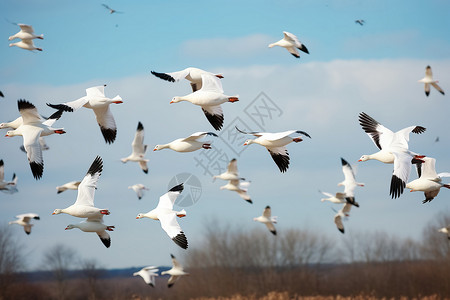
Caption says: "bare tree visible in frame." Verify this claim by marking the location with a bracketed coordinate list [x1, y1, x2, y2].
[41, 244, 77, 300]
[0, 225, 25, 299]
[80, 258, 105, 300]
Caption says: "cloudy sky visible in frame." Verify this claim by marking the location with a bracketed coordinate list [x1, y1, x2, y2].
[1, 0, 450, 270]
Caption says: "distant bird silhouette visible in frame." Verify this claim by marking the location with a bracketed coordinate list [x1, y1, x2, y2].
[102, 4, 124, 14]
[355, 19, 365, 26]
[418, 65, 445, 97]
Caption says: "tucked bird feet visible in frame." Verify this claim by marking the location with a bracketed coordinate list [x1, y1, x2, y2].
[202, 144, 212, 149]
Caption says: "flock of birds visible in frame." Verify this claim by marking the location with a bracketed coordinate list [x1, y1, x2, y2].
[2, 9, 449, 288]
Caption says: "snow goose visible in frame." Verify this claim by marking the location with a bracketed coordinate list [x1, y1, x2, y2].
[65, 215, 114, 248]
[161, 254, 189, 288]
[133, 266, 159, 287]
[236, 126, 311, 173]
[268, 31, 309, 58]
[9, 39, 42, 51]
[220, 180, 252, 204]
[0, 161, 18, 194]
[253, 206, 277, 235]
[153, 131, 217, 152]
[406, 157, 450, 203]
[52, 156, 110, 219]
[319, 191, 347, 204]
[358, 112, 426, 199]
[5, 100, 66, 179]
[334, 203, 352, 234]
[121, 122, 149, 173]
[56, 181, 81, 194]
[338, 158, 363, 207]
[136, 183, 188, 249]
[438, 226, 450, 240]
[9, 24, 44, 41]
[213, 158, 246, 182]
[9, 213, 40, 235]
[170, 74, 238, 130]
[151, 67, 224, 92]
[418, 66, 445, 96]
[47, 85, 123, 144]
[128, 183, 149, 200]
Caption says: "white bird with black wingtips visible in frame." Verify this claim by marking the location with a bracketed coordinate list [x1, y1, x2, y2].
[151, 67, 224, 92]
[438, 226, 450, 240]
[65, 215, 115, 248]
[56, 181, 81, 194]
[5, 100, 66, 180]
[9, 213, 40, 235]
[133, 266, 159, 287]
[161, 254, 189, 288]
[170, 74, 238, 131]
[153, 131, 217, 152]
[47, 85, 123, 144]
[418, 66, 445, 97]
[9, 24, 44, 41]
[406, 157, 450, 203]
[338, 158, 364, 207]
[268, 31, 309, 58]
[253, 206, 277, 235]
[136, 184, 188, 249]
[52, 156, 111, 219]
[319, 191, 347, 204]
[121, 121, 149, 173]
[334, 202, 352, 234]
[128, 184, 149, 200]
[358, 112, 426, 199]
[0, 160, 18, 194]
[236, 126, 311, 173]
[213, 158, 246, 181]
[219, 179, 252, 204]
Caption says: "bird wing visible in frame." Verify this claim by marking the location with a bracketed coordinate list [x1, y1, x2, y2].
[182, 131, 217, 142]
[97, 230, 111, 248]
[199, 74, 224, 93]
[235, 126, 264, 137]
[420, 157, 438, 178]
[263, 206, 272, 218]
[0, 160, 4, 182]
[262, 130, 311, 141]
[358, 112, 394, 150]
[86, 85, 106, 98]
[334, 214, 344, 233]
[92, 106, 117, 144]
[341, 158, 356, 181]
[168, 275, 180, 287]
[22, 126, 44, 179]
[74, 156, 103, 207]
[267, 146, 290, 173]
[171, 255, 183, 269]
[157, 184, 184, 210]
[151, 69, 190, 83]
[201, 106, 224, 131]
[18, 100, 41, 125]
[265, 222, 276, 234]
[319, 191, 333, 198]
[18, 24, 34, 34]
[390, 151, 413, 199]
[227, 158, 238, 175]
[431, 82, 445, 95]
[131, 122, 146, 155]
[158, 213, 188, 249]
[283, 31, 300, 47]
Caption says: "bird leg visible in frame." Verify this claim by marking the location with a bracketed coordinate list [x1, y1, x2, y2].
[293, 137, 303, 143]
[228, 97, 239, 103]
[54, 129, 66, 134]
[106, 226, 115, 231]
[202, 143, 212, 149]
[100, 209, 110, 215]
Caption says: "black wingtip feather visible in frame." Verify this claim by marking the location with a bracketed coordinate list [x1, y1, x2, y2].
[170, 254, 175, 259]
[47, 109, 64, 121]
[291, 53, 300, 58]
[338, 228, 345, 234]
[169, 183, 184, 193]
[46, 103, 74, 112]
[100, 237, 111, 248]
[412, 126, 426, 134]
[269, 151, 290, 173]
[172, 232, 188, 249]
[271, 230, 277, 236]
[0, 160, 3, 167]
[137, 122, 144, 131]
[0, 91, 4, 98]
[151, 71, 175, 82]
[390, 175, 405, 199]
[202, 109, 223, 131]
[100, 126, 117, 144]
[18, 99, 36, 111]
[341, 157, 349, 166]
[299, 45, 309, 54]
[30, 162, 43, 180]
[87, 156, 103, 177]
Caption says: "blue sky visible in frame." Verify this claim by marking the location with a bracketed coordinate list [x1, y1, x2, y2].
[1, 0, 450, 270]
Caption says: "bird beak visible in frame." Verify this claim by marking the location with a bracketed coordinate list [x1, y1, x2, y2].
[136, 217, 140, 219]
[169, 101, 174, 104]
[243, 142, 247, 146]
[153, 148, 157, 151]
[357, 159, 362, 162]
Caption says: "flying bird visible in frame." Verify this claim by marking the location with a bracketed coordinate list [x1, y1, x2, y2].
[170, 74, 238, 130]
[406, 157, 450, 203]
[334, 203, 352, 234]
[9, 39, 42, 51]
[133, 266, 159, 287]
[47, 85, 123, 144]
[358, 112, 426, 199]
[128, 184, 149, 200]
[102, 4, 123, 14]
[151, 67, 224, 92]
[9, 24, 43, 41]
[121, 122, 149, 173]
[268, 31, 309, 58]
[0, 160, 18, 194]
[418, 65, 445, 96]
[338, 158, 364, 207]
[219, 179, 252, 204]
[438, 226, 450, 240]
[56, 181, 81, 194]
[52, 156, 110, 219]
[5, 100, 66, 179]
[319, 191, 347, 204]
[153, 131, 217, 152]
[9, 213, 40, 235]
[236, 126, 311, 173]
[161, 254, 189, 288]
[253, 206, 277, 235]
[355, 19, 365, 26]
[136, 183, 188, 249]
[65, 216, 115, 248]
[213, 158, 246, 182]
